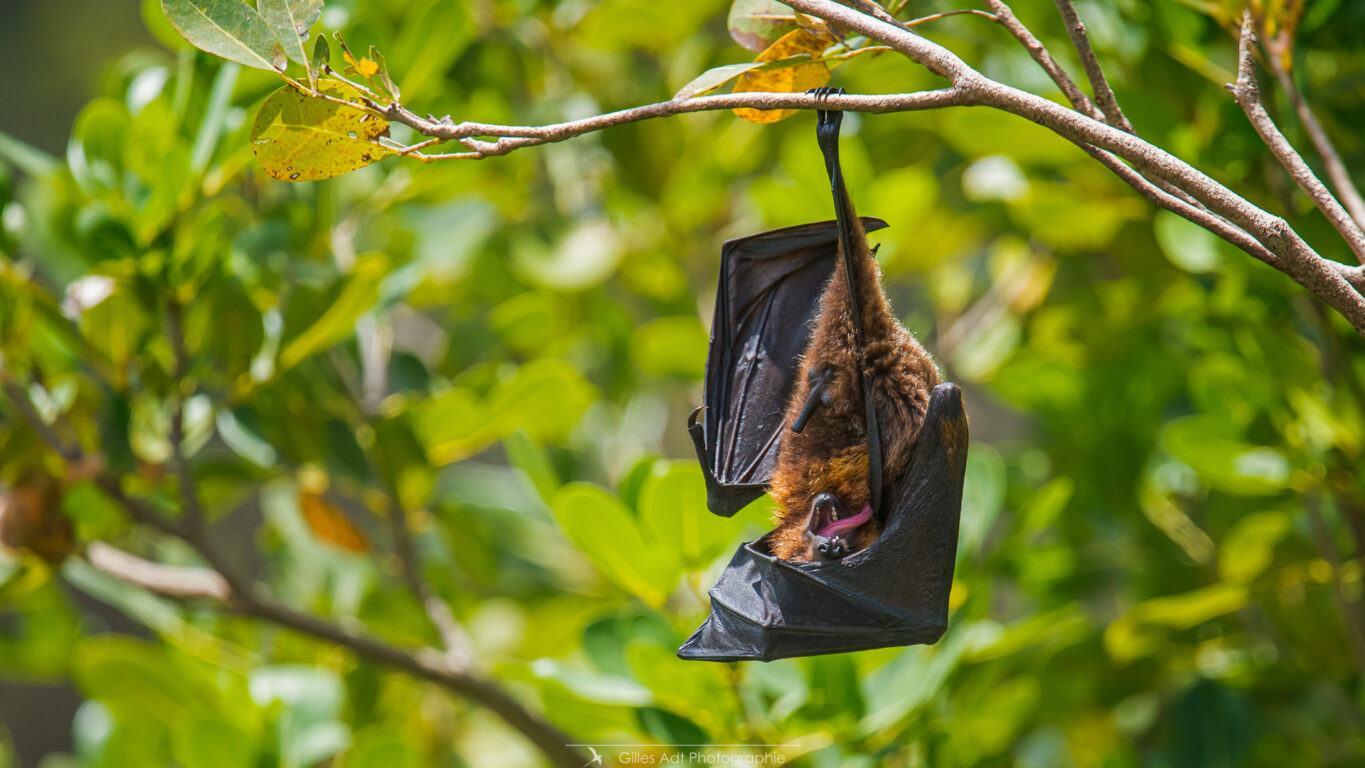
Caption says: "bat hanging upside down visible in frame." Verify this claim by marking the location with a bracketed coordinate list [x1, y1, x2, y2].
[767, 91, 941, 562]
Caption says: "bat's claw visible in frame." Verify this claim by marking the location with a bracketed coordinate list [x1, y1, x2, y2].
[808, 87, 845, 152]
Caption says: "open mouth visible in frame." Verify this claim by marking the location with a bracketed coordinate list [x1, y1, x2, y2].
[806, 492, 873, 541]
[812, 503, 872, 539]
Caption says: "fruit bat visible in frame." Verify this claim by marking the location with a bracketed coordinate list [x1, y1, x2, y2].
[680, 89, 968, 661]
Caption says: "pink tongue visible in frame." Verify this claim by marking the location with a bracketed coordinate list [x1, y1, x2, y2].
[817, 504, 872, 539]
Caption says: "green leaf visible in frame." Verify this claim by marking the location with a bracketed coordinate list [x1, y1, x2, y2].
[1104, 584, 1249, 663]
[417, 359, 597, 465]
[250, 82, 395, 182]
[160, 0, 285, 71]
[258, 0, 323, 67]
[340, 732, 421, 768]
[550, 483, 680, 606]
[278, 252, 387, 371]
[190, 61, 239, 174]
[728, 0, 798, 52]
[1156, 210, 1222, 273]
[74, 637, 199, 724]
[860, 625, 969, 734]
[171, 717, 257, 768]
[675, 62, 763, 99]
[629, 316, 707, 378]
[1161, 416, 1291, 495]
[503, 429, 560, 504]
[311, 33, 331, 77]
[638, 463, 745, 570]
[1218, 510, 1291, 585]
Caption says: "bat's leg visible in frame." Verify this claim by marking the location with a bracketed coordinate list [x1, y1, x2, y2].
[808, 86, 886, 515]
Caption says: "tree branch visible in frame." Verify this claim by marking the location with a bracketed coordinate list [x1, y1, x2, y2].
[84, 542, 584, 767]
[983, 0, 1098, 120]
[383, 88, 970, 159]
[771, 0, 1365, 335]
[1052, 0, 1133, 133]
[1259, 22, 1365, 230]
[87, 541, 230, 600]
[3, 380, 585, 768]
[985, 0, 1202, 210]
[1229, 12, 1365, 265]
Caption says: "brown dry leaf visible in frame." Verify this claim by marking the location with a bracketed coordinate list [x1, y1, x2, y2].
[732, 26, 836, 124]
[299, 491, 370, 553]
[0, 473, 74, 563]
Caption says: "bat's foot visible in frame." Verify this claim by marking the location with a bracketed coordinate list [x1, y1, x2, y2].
[808, 86, 844, 163]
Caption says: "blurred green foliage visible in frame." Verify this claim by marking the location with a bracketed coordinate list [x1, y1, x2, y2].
[3, 0, 1365, 766]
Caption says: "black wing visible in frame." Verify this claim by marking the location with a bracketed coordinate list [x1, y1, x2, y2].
[689, 217, 890, 517]
[679, 383, 968, 661]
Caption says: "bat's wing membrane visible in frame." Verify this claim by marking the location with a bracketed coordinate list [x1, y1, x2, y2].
[689, 217, 889, 517]
[679, 382, 968, 661]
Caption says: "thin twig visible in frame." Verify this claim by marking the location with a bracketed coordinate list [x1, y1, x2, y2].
[1229, 12, 1365, 265]
[87, 541, 231, 600]
[1052, 0, 1133, 132]
[905, 9, 998, 27]
[983, 0, 1098, 119]
[984, 1, 1203, 210]
[1263, 48, 1365, 230]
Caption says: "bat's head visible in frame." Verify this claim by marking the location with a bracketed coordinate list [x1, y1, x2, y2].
[769, 445, 881, 562]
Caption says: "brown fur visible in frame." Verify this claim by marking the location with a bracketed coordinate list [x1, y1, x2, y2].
[768, 216, 940, 561]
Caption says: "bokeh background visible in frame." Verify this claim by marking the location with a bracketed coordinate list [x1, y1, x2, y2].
[3, 0, 1365, 766]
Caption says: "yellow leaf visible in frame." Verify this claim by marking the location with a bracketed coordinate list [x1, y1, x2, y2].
[298, 491, 369, 553]
[250, 81, 395, 182]
[732, 26, 835, 124]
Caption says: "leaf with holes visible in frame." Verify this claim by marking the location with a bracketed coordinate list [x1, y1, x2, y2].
[259, 0, 323, 68]
[250, 81, 394, 181]
[732, 26, 836, 124]
[161, 0, 285, 71]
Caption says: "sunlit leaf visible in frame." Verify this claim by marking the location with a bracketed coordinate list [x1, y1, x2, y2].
[250, 81, 394, 182]
[171, 717, 257, 768]
[1218, 510, 1291, 585]
[675, 62, 763, 99]
[728, 0, 798, 52]
[160, 0, 285, 71]
[1104, 583, 1249, 663]
[278, 252, 387, 370]
[732, 26, 835, 123]
[1161, 417, 1291, 495]
[638, 463, 744, 570]
[417, 359, 597, 465]
[258, 0, 322, 68]
[298, 492, 369, 553]
[550, 483, 679, 606]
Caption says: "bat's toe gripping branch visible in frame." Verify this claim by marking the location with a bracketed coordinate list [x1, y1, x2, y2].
[808, 86, 845, 157]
